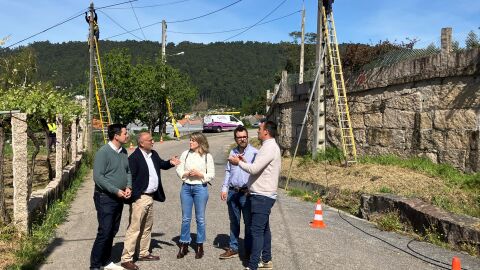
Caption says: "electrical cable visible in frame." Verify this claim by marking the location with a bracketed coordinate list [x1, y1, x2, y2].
[336, 209, 469, 270]
[166, 0, 242, 23]
[407, 239, 472, 270]
[168, 10, 301, 35]
[5, 10, 86, 48]
[98, 10, 144, 41]
[104, 0, 190, 10]
[96, 0, 140, 10]
[129, 0, 147, 39]
[104, 0, 243, 39]
[222, 0, 287, 42]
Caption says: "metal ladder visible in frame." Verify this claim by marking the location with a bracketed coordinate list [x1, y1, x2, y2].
[93, 37, 112, 144]
[322, 7, 357, 164]
[166, 98, 180, 139]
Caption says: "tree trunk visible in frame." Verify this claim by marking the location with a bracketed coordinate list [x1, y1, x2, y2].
[26, 127, 40, 201]
[40, 119, 54, 180]
[0, 120, 11, 224]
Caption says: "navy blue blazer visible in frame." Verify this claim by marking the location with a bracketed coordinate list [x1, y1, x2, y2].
[128, 147, 174, 203]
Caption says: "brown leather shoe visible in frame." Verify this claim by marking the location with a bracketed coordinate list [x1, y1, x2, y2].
[120, 261, 139, 270]
[176, 243, 189, 259]
[219, 248, 238, 259]
[195, 243, 204, 259]
[138, 254, 160, 261]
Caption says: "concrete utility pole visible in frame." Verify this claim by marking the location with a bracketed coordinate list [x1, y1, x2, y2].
[312, 0, 326, 157]
[161, 20, 167, 62]
[299, 6, 305, 84]
[87, 2, 95, 152]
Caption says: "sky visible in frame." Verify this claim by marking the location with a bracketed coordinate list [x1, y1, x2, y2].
[1, 0, 479, 49]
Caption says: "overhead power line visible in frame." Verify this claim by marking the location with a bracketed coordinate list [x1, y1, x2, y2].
[104, 0, 243, 40]
[5, 10, 86, 48]
[98, 10, 144, 41]
[222, 0, 287, 42]
[168, 10, 301, 35]
[96, 0, 140, 10]
[129, 0, 147, 39]
[166, 0, 242, 23]
[3, 0, 144, 48]
[105, 0, 190, 10]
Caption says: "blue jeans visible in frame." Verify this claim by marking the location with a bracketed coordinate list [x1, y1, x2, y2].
[180, 183, 209, 244]
[90, 191, 124, 269]
[248, 195, 275, 270]
[227, 189, 251, 252]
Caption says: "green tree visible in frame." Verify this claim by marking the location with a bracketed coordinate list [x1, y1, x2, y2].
[0, 47, 37, 89]
[465, 30, 480, 49]
[103, 49, 197, 133]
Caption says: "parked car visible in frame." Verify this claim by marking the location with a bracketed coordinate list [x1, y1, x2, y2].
[203, 114, 243, 133]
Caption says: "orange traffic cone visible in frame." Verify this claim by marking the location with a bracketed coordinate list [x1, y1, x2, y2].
[451, 257, 461, 270]
[310, 199, 326, 229]
[129, 142, 134, 151]
[160, 135, 164, 143]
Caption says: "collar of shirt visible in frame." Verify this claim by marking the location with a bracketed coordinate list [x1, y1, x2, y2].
[108, 141, 122, 153]
[262, 138, 276, 145]
[233, 144, 253, 155]
[140, 148, 152, 159]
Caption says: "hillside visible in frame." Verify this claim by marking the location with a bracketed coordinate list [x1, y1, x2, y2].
[24, 40, 287, 109]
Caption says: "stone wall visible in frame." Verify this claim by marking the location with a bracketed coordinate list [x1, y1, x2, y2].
[10, 113, 85, 233]
[28, 156, 82, 225]
[268, 72, 316, 155]
[268, 48, 480, 171]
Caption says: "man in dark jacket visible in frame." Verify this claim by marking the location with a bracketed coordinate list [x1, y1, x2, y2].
[120, 132, 180, 270]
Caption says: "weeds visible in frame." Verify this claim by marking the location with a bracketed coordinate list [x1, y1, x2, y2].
[423, 226, 448, 248]
[359, 155, 480, 190]
[298, 147, 344, 166]
[287, 188, 322, 203]
[378, 186, 392, 193]
[459, 242, 479, 257]
[372, 211, 403, 231]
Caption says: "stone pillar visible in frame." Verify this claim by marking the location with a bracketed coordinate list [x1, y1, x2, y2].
[71, 119, 77, 163]
[266, 89, 271, 113]
[441, 27, 452, 54]
[77, 100, 87, 153]
[12, 113, 28, 233]
[55, 114, 63, 181]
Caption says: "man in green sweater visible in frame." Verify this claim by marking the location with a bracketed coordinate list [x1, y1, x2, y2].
[90, 123, 132, 270]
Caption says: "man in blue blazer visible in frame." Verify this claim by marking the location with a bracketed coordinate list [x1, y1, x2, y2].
[121, 132, 180, 270]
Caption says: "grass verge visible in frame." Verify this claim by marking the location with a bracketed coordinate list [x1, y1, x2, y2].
[288, 147, 479, 218]
[5, 162, 89, 270]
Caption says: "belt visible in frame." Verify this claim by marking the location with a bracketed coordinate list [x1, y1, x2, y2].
[229, 186, 249, 193]
[142, 192, 154, 196]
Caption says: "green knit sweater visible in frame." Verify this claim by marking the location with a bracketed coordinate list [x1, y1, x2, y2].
[93, 144, 132, 195]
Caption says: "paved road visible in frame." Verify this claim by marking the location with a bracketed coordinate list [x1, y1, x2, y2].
[40, 132, 480, 270]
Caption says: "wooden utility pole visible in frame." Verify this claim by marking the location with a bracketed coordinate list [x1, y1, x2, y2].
[87, 2, 95, 151]
[161, 20, 167, 62]
[299, 6, 305, 84]
[312, 0, 326, 157]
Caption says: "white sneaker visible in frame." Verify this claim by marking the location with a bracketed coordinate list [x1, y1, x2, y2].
[258, 260, 273, 269]
[102, 262, 125, 270]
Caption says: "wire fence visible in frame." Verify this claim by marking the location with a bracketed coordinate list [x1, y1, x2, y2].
[286, 30, 480, 86]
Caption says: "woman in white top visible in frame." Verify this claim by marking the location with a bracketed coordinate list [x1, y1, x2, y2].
[176, 132, 215, 259]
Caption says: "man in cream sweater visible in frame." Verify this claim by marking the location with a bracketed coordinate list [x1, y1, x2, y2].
[228, 120, 281, 270]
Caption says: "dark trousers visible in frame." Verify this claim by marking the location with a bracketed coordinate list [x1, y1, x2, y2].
[248, 195, 276, 270]
[90, 191, 124, 269]
[227, 189, 251, 253]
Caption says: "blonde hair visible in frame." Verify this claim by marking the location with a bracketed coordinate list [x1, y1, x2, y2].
[190, 132, 209, 155]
